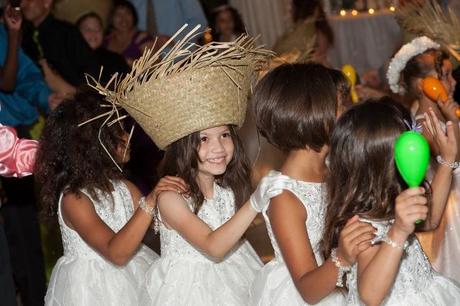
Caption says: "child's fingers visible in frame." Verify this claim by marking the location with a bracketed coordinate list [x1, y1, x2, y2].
[357, 241, 373, 252]
[349, 232, 375, 248]
[344, 215, 360, 227]
[428, 108, 445, 137]
[425, 107, 437, 139]
[422, 117, 434, 139]
[397, 187, 425, 202]
[341, 222, 374, 239]
[158, 176, 189, 191]
[445, 121, 456, 143]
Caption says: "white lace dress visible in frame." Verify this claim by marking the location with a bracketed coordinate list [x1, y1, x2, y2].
[140, 183, 263, 305]
[347, 219, 460, 305]
[415, 115, 460, 283]
[45, 180, 158, 306]
[250, 171, 346, 305]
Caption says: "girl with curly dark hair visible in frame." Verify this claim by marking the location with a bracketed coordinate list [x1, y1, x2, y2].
[35, 89, 187, 306]
[322, 98, 460, 305]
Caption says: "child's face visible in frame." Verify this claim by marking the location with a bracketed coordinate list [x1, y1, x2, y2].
[216, 9, 235, 35]
[79, 16, 103, 50]
[417, 53, 456, 99]
[439, 59, 457, 98]
[197, 125, 234, 178]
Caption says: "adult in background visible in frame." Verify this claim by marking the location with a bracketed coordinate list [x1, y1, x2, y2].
[104, 0, 155, 66]
[210, 5, 245, 42]
[129, 0, 208, 42]
[20, 0, 98, 88]
[76, 12, 129, 83]
[0, 2, 62, 305]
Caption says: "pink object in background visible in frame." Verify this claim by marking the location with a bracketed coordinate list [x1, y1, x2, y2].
[0, 124, 38, 177]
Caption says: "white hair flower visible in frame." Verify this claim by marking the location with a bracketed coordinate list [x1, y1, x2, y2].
[387, 36, 440, 94]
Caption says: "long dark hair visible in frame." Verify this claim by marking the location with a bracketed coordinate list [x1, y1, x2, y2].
[322, 98, 413, 256]
[160, 125, 251, 213]
[35, 88, 126, 217]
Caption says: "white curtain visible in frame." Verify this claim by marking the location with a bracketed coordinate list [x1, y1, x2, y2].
[230, 0, 291, 48]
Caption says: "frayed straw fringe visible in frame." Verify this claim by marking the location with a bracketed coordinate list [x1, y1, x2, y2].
[396, 1, 460, 61]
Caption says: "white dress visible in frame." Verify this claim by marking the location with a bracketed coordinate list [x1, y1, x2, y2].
[140, 183, 263, 305]
[347, 219, 460, 305]
[413, 117, 460, 283]
[250, 171, 346, 305]
[45, 180, 158, 306]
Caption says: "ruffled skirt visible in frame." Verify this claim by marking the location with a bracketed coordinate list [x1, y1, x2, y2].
[140, 240, 262, 305]
[45, 245, 157, 306]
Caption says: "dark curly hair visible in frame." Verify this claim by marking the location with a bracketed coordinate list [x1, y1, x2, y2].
[35, 88, 126, 217]
[160, 125, 251, 213]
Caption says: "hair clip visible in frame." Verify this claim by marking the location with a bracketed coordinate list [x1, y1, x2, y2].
[403, 119, 423, 133]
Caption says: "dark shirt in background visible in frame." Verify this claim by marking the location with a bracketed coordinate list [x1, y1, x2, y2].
[22, 15, 98, 86]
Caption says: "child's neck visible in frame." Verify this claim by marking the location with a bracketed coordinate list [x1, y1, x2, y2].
[281, 147, 327, 183]
[196, 173, 216, 199]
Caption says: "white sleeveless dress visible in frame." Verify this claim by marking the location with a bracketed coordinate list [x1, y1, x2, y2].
[413, 116, 460, 283]
[45, 180, 158, 306]
[140, 183, 263, 305]
[347, 219, 460, 305]
[250, 171, 346, 305]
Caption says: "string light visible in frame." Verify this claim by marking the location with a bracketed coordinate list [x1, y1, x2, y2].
[340, 9, 347, 16]
[351, 9, 358, 16]
[368, 8, 375, 14]
[389, 6, 396, 12]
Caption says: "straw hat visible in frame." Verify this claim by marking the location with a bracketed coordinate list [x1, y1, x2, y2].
[86, 25, 272, 150]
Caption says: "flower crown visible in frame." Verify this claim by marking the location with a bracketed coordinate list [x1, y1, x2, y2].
[387, 36, 440, 94]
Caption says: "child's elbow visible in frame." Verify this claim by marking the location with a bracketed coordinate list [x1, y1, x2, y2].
[302, 295, 323, 305]
[205, 247, 226, 262]
[358, 286, 383, 306]
[107, 253, 131, 266]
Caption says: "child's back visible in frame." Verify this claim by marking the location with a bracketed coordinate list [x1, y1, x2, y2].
[46, 179, 157, 305]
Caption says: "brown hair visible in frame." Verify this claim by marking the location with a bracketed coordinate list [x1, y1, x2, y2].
[400, 49, 449, 100]
[160, 125, 251, 213]
[253, 63, 338, 152]
[322, 97, 415, 257]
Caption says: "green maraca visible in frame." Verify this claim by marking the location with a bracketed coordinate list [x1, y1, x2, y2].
[394, 131, 430, 224]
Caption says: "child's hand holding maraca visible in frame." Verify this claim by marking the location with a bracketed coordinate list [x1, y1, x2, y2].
[423, 107, 458, 165]
[392, 187, 428, 239]
[438, 98, 460, 124]
[422, 76, 460, 119]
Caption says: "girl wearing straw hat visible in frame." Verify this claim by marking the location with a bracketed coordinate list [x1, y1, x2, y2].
[86, 25, 290, 305]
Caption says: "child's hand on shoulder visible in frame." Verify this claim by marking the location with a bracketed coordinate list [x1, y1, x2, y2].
[423, 107, 458, 164]
[145, 176, 189, 208]
[336, 215, 375, 266]
[393, 187, 428, 238]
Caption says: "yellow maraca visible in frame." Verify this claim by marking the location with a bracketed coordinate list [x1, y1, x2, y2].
[342, 64, 359, 104]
